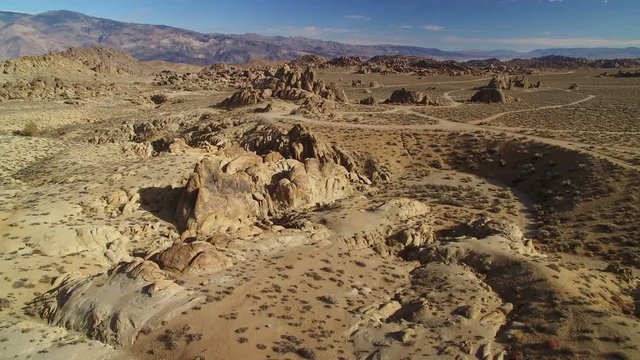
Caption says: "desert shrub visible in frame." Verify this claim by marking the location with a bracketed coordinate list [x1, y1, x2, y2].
[20, 121, 39, 136]
[150, 94, 168, 104]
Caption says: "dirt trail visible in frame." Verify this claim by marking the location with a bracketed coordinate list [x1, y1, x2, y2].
[377, 70, 576, 89]
[380, 77, 491, 88]
[469, 94, 597, 125]
[258, 102, 639, 171]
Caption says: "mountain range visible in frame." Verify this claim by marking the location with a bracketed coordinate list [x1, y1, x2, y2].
[1, 10, 639, 64]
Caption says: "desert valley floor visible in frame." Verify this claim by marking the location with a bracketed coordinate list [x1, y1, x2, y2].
[0, 49, 639, 360]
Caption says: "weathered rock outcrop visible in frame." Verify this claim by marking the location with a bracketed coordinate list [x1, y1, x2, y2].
[290, 98, 336, 117]
[512, 75, 541, 89]
[487, 74, 511, 90]
[486, 74, 540, 91]
[176, 153, 353, 234]
[32, 225, 131, 265]
[240, 123, 357, 171]
[0, 77, 122, 101]
[217, 88, 262, 109]
[328, 56, 363, 67]
[256, 66, 347, 102]
[359, 96, 378, 105]
[27, 258, 203, 346]
[153, 241, 233, 274]
[470, 88, 506, 103]
[385, 88, 437, 105]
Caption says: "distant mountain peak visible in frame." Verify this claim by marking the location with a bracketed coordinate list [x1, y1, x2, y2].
[1, 9, 639, 64]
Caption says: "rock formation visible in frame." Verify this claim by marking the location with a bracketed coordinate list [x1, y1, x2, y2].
[175, 153, 353, 234]
[487, 74, 511, 90]
[385, 88, 437, 105]
[359, 96, 378, 105]
[217, 88, 262, 109]
[27, 258, 204, 346]
[470, 88, 506, 103]
[328, 56, 363, 67]
[255, 66, 347, 102]
[240, 123, 357, 171]
[153, 241, 233, 274]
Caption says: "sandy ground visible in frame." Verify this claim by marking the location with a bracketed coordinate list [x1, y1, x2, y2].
[1, 62, 639, 360]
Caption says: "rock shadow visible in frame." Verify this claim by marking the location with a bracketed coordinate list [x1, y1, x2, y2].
[138, 186, 184, 225]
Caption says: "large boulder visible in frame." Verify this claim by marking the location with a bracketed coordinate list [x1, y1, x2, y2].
[27, 258, 203, 346]
[387, 88, 423, 103]
[360, 96, 378, 105]
[154, 241, 233, 274]
[217, 88, 262, 109]
[385, 88, 435, 105]
[470, 88, 506, 103]
[176, 153, 352, 234]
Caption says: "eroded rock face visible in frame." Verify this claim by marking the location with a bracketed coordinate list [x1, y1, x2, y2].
[241, 123, 357, 172]
[512, 75, 541, 89]
[33, 225, 131, 264]
[217, 88, 262, 109]
[487, 74, 511, 90]
[385, 88, 437, 105]
[256, 66, 347, 102]
[486, 74, 540, 92]
[27, 258, 203, 346]
[466, 216, 524, 243]
[290, 98, 336, 117]
[359, 96, 378, 105]
[470, 88, 506, 103]
[154, 241, 233, 274]
[176, 152, 353, 234]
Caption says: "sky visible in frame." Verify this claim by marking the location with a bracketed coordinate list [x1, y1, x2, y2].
[1, 0, 639, 51]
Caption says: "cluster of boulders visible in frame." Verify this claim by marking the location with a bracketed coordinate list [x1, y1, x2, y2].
[470, 76, 512, 103]
[351, 79, 382, 88]
[287, 54, 329, 68]
[217, 88, 262, 109]
[486, 74, 541, 91]
[0, 77, 120, 101]
[384, 88, 440, 105]
[1, 47, 151, 76]
[289, 98, 336, 117]
[470, 74, 543, 104]
[154, 63, 260, 91]
[598, 70, 640, 78]
[241, 123, 356, 169]
[328, 56, 363, 67]
[217, 65, 348, 109]
[356, 56, 484, 76]
[257, 65, 347, 102]
[512, 75, 541, 89]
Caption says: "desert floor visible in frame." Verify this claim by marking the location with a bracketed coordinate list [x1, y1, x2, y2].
[1, 64, 639, 360]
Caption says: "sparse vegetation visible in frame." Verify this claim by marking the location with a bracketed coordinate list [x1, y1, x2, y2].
[150, 94, 168, 104]
[18, 121, 39, 136]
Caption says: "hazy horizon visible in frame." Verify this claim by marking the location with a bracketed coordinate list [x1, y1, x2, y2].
[2, 0, 639, 52]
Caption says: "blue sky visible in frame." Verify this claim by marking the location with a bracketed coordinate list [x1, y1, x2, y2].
[1, 0, 639, 50]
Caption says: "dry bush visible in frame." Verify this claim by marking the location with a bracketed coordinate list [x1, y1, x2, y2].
[150, 94, 168, 104]
[20, 121, 39, 136]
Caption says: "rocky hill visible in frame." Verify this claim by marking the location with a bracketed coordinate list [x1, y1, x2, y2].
[2, 10, 640, 65]
[0, 47, 153, 76]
